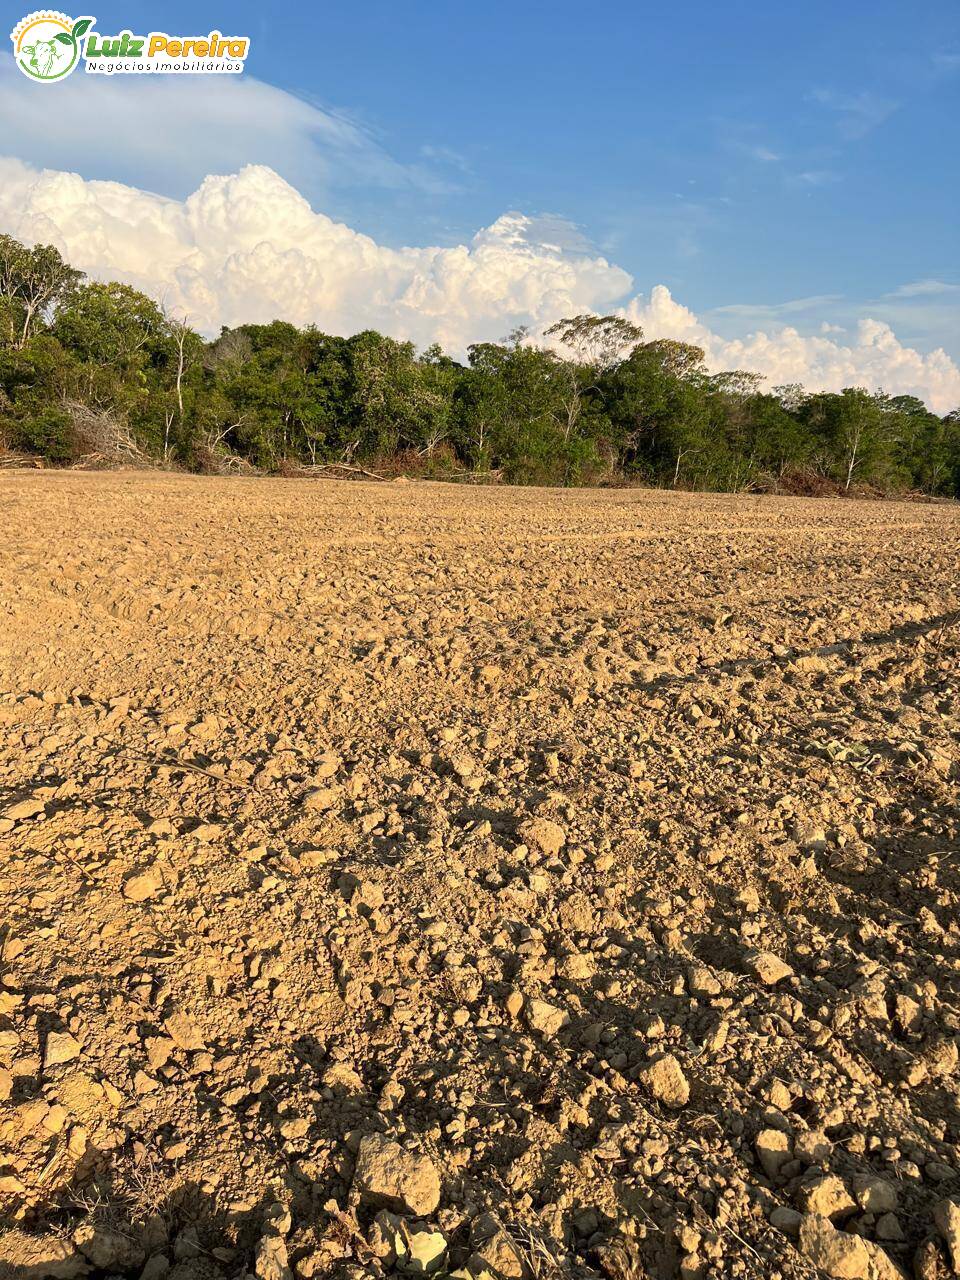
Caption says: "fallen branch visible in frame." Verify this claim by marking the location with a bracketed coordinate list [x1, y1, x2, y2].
[437, 468, 503, 483]
[0, 452, 42, 469]
[294, 462, 387, 481]
[63, 399, 144, 464]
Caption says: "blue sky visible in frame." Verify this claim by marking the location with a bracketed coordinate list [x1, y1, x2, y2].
[2, 0, 959, 404]
[68, 0, 959, 347]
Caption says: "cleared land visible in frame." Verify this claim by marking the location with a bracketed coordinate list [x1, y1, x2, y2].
[1, 472, 959, 1280]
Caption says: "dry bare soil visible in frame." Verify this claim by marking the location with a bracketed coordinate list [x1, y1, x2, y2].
[1, 472, 959, 1280]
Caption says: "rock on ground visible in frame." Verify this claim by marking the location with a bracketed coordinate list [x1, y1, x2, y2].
[635, 1052, 690, 1108]
[352, 1134, 441, 1217]
[0, 1231, 89, 1279]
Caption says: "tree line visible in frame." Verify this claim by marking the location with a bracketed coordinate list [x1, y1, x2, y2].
[1, 233, 958, 495]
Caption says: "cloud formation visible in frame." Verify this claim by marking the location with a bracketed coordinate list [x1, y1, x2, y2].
[0, 60, 450, 199]
[884, 279, 960, 299]
[0, 158, 631, 353]
[0, 157, 957, 412]
[624, 287, 960, 412]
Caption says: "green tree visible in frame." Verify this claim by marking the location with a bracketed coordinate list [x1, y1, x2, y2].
[802, 388, 897, 491]
[544, 314, 642, 448]
[0, 235, 82, 348]
[461, 334, 582, 482]
[0, 228, 954, 495]
[603, 340, 708, 482]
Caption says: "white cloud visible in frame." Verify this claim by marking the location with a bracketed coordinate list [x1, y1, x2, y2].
[885, 279, 960, 299]
[711, 294, 844, 318]
[624, 287, 960, 411]
[1, 157, 958, 412]
[0, 158, 631, 354]
[0, 60, 452, 199]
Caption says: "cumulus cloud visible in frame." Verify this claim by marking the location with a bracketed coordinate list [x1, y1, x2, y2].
[0, 158, 632, 354]
[624, 287, 960, 412]
[0, 157, 958, 412]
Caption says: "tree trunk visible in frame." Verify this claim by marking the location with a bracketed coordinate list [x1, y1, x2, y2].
[175, 330, 185, 421]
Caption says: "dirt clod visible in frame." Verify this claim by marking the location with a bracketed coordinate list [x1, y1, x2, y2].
[636, 1052, 690, 1108]
[352, 1134, 441, 1217]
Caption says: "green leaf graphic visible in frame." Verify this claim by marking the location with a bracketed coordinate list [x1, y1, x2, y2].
[55, 31, 73, 44]
[72, 17, 92, 38]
